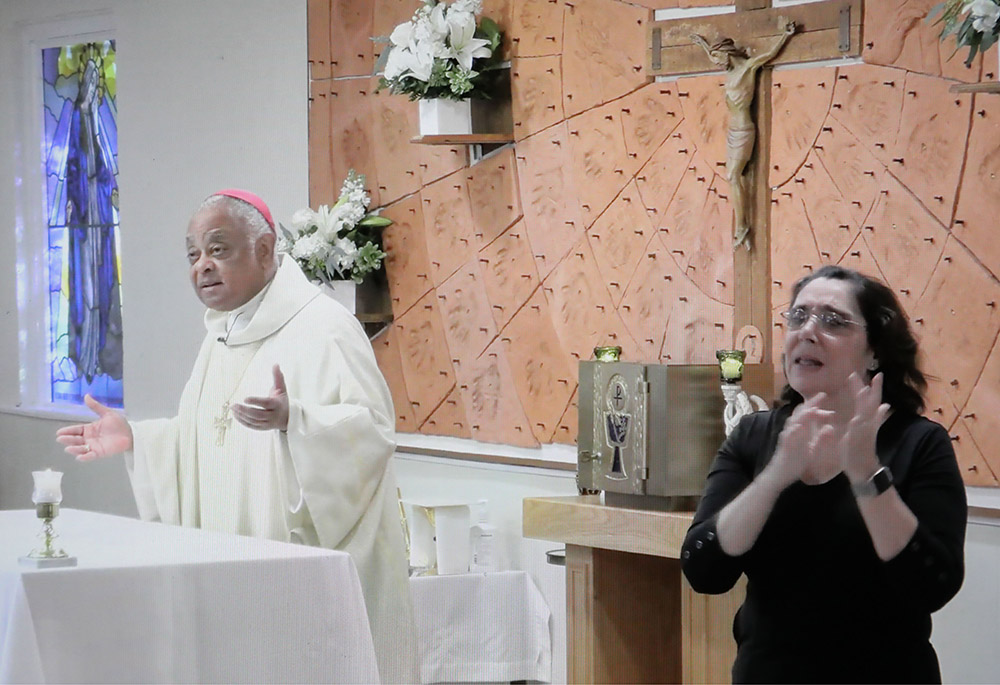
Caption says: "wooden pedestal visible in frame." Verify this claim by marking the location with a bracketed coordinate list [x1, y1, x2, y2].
[524, 495, 745, 684]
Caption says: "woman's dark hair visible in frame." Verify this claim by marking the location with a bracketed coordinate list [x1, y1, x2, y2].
[779, 265, 927, 414]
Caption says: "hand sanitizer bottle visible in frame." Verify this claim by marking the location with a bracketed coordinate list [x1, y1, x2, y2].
[470, 499, 495, 573]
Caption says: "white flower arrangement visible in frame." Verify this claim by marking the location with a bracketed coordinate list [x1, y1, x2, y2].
[378, 0, 503, 101]
[278, 170, 391, 284]
[929, 0, 1000, 66]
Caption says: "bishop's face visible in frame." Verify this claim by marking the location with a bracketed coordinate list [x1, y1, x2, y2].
[185, 205, 274, 311]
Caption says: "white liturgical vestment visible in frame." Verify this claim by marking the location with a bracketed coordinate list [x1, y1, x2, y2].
[127, 257, 418, 683]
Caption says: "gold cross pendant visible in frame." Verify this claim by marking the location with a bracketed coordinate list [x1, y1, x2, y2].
[214, 401, 231, 446]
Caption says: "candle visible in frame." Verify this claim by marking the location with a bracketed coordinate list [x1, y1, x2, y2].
[31, 469, 63, 504]
[716, 349, 746, 383]
[593, 346, 622, 363]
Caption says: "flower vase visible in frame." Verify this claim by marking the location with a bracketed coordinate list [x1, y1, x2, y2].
[418, 98, 472, 136]
[319, 280, 357, 314]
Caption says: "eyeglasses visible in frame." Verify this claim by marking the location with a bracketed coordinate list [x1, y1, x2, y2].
[781, 306, 865, 335]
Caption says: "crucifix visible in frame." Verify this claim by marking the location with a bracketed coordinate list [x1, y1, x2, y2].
[214, 401, 232, 446]
[647, 0, 863, 394]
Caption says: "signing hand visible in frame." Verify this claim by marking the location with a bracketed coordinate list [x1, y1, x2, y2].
[231, 364, 289, 432]
[838, 372, 892, 483]
[768, 392, 838, 488]
[56, 394, 134, 461]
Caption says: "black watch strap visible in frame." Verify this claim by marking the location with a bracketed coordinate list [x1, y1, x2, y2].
[852, 465, 893, 498]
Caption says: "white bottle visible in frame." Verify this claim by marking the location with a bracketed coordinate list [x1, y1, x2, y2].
[470, 500, 496, 573]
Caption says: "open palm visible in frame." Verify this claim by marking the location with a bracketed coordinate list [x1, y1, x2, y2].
[56, 395, 134, 461]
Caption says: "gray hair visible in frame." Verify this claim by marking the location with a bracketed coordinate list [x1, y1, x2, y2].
[196, 195, 277, 267]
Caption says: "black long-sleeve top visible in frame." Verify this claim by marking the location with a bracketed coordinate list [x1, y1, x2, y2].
[681, 407, 967, 684]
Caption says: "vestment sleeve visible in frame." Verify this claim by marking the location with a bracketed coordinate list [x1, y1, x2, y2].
[127, 417, 182, 524]
[883, 422, 967, 613]
[681, 414, 760, 594]
[282, 314, 397, 550]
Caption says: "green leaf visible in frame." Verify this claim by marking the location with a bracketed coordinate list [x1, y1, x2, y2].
[358, 215, 393, 228]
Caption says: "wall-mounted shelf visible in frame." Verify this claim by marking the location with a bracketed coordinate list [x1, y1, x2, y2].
[411, 133, 514, 145]
[949, 82, 1000, 94]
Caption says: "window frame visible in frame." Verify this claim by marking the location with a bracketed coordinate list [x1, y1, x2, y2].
[11, 13, 117, 419]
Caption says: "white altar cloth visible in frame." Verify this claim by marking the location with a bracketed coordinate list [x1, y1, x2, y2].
[0, 508, 379, 684]
[410, 570, 551, 683]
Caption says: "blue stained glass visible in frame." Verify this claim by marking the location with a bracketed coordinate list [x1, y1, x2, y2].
[42, 41, 122, 408]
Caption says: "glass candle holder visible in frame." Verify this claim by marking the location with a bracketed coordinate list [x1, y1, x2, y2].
[32, 469, 63, 505]
[593, 346, 622, 362]
[716, 349, 746, 383]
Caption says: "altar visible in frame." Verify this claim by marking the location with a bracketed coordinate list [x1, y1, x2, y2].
[523, 495, 746, 684]
[0, 509, 379, 684]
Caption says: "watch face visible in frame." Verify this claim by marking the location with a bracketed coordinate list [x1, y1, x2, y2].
[871, 466, 893, 495]
[853, 466, 893, 498]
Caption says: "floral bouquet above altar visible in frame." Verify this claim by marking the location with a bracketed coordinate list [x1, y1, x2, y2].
[278, 171, 391, 285]
[377, 0, 504, 101]
[929, 0, 1000, 66]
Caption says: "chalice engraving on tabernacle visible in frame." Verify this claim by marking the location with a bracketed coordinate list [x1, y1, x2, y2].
[603, 376, 631, 481]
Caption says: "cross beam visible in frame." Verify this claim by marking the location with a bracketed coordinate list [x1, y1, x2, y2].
[647, 0, 863, 77]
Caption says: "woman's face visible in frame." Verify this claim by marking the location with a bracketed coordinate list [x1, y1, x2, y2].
[783, 277, 875, 402]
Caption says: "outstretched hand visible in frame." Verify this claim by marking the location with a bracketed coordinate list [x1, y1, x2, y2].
[231, 364, 289, 432]
[56, 394, 134, 461]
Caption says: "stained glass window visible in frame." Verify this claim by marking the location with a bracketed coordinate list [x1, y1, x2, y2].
[42, 41, 123, 407]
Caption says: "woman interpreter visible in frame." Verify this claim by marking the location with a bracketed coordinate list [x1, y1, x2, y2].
[681, 265, 967, 683]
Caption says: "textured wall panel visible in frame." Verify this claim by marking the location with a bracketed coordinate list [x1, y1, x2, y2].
[420, 170, 477, 287]
[587, 180, 655, 307]
[953, 95, 1000, 281]
[501, 288, 576, 443]
[372, 326, 418, 432]
[511, 56, 564, 140]
[395, 290, 456, 426]
[619, 83, 683, 169]
[515, 123, 585, 278]
[330, 78, 379, 206]
[478, 219, 541, 329]
[891, 73, 970, 226]
[863, 0, 984, 82]
[436, 262, 499, 369]
[567, 102, 638, 228]
[455, 338, 539, 447]
[311, 2, 1000, 482]
[770, 68, 834, 188]
[381, 193, 434, 319]
[561, 0, 650, 117]
[466, 147, 522, 245]
[330, 0, 373, 77]
[422, 386, 472, 438]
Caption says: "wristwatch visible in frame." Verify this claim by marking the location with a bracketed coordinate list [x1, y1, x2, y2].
[851, 465, 893, 498]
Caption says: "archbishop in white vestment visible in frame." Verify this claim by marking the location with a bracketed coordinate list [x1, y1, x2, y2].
[127, 254, 418, 682]
[55, 189, 419, 683]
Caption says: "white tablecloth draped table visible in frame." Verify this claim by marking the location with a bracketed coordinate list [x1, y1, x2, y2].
[0, 508, 380, 684]
[410, 570, 551, 683]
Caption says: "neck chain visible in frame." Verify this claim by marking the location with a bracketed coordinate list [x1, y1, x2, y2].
[211, 343, 260, 447]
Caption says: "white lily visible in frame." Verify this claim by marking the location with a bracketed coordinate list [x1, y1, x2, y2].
[389, 20, 414, 47]
[384, 41, 435, 83]
[446, 9, 491, 71]
[965, 0, 1000, 32]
